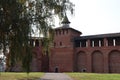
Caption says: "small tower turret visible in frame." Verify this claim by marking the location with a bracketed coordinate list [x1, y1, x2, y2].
[50, 14, 82, 72]
[61, 14, 70, 27]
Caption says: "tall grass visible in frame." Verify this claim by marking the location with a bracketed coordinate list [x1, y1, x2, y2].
[0, 72, 44, 80]
[67, 73, 120, 80]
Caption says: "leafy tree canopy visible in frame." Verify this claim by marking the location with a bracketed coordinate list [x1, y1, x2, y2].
[0, 0, 74, 73]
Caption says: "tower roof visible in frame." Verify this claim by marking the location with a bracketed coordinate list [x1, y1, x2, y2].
[55, 26, 82, 34]
[61, 15, 71, 24]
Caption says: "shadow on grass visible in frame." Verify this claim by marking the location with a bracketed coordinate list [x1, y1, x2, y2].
[19, 78, 53, 80]
[18, 77, 40, 80]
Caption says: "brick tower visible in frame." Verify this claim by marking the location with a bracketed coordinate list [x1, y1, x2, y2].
[49, 15, 82, 72]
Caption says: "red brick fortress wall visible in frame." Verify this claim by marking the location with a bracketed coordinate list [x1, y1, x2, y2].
[49, 27, 81, 72]
[74, 35, 120, 73]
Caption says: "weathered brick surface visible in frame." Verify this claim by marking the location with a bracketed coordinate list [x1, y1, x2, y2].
[12, 27, 120, 73]
[48, 27, 120, 73]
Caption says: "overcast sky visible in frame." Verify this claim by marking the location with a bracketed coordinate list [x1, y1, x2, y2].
[56, 0, 120, 36]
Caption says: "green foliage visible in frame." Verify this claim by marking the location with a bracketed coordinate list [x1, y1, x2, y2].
[0, 72, 44, 80]
[67, 73, 120, 80]
[0, 0, 74, 73]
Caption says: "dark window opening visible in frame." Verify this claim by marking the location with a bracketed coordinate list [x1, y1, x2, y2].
[30, 39, 34, 46]
[60, 42, 62, 46]
[74, 40, 80, 47]
[108, 38, 113, 46]
[81, 68, 86, 72]
[35, 39, 39, 47]
[56, 30, 58, 35]
[55, 67, 58, 73]
[81, 40, 86, 47]
[63, 30, 64, 34]
[94, 40, 99, 47]
[74, 40, 87, 47]
[54, 42, 56, 47]
[66, 29, 68, 34]
[101, 39, 104, 46]
[115, 37, 120, 46]
[90, 39, 104, 47]
[59, 30, 61, 35]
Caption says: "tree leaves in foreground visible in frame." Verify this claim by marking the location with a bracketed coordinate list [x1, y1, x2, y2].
[0, 0, 74, 73]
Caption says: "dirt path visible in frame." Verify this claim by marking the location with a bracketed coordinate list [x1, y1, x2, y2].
[40, 73, 73, 80]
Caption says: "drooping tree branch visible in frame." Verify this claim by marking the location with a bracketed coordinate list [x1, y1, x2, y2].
[0, 0, 74, 73]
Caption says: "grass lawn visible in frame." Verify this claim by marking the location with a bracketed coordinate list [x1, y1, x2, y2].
[67, 73, 120, 80]
[0, 72, 44, 80]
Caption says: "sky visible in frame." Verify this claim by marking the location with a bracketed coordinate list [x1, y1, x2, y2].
[56, 0, 120, 36]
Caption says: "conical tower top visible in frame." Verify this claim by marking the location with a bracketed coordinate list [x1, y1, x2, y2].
[61, 14, 71, 24]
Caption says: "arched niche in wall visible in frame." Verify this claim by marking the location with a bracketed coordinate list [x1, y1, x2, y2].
[77, 51, 87, 72]
[92, 50, 104, 73]
[109, 50, 120, 73]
